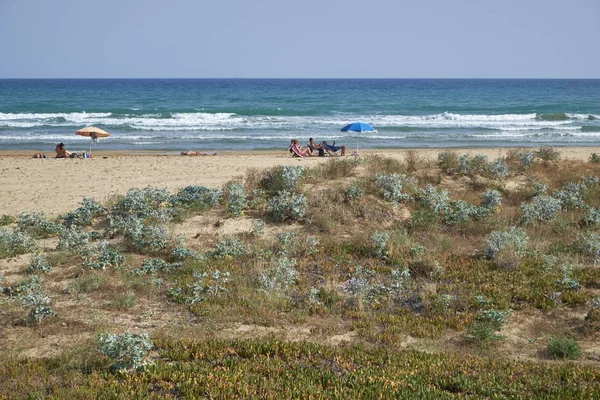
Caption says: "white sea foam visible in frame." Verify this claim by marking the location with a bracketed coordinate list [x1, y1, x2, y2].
[0, 111, 596, 135]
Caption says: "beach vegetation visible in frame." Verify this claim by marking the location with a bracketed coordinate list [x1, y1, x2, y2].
[546, 336, 581, 360]
[3, 150, 600, 395]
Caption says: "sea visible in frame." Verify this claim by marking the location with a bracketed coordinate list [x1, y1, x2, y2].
[0, 79, 599, 152]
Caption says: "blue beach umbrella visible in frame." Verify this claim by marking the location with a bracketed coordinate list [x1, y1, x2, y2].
[341, 122, 376, 156]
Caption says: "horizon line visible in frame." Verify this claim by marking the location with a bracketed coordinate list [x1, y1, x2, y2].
[1, 77, 600, 80]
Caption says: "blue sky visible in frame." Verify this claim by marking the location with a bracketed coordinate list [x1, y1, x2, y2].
[1, 0, 598, 78]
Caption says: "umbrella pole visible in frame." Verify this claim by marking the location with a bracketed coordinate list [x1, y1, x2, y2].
[356, 134, 360, 156]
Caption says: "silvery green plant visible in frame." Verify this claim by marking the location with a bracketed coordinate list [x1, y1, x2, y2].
[251, 220, 266, 236]
[224, 182, 247, 217]
[582, 207, 600, 226]
[279, 165, 305, 190]
[389, 268, 411, 295]
[458, 154, 473, 175]
[531, 179, 548, 196]
[83, 241, 125, 270]
[518, 150, 537, 168]
[557, 265, 580, 290]
[341, 266, 376, 297]
[305, 236, 319, 255]
[446, 200, 483, 224]
[190, 270, 230, 300]
[476, 309, 512, 328]
[17, 212, 63, 238]
[418, 184, 450, 214]
[111, 186, 174, 223]
[0, 228, 38, 256]
[212, 236, 247, 259]
[480, 189, 502, 210]
[520, 195, 563, 224]
[553, 182, 587, 210]
[27, 253, 51, 274]
[171, 246, 203, 262]
[11, 277, 56, 323]
[97, 331, 154, 372]
[489, 159, 509, 179]
[541, 254, 558, 272]
[536, 145, 560, 162]
[472, 154, 490, 174]
[373, 173, 415, 204]
[371, 231, 390, 258]
[126, 224, 182, 255]
[573, 232, 600, 263]
[483, 227, 528, 259]
[266, 190, 307, 221]
[57, 227, 90, 254]
[62, 197, 105, 228]
[307, 287, 324, 308]
[277, 231, 296, 255]
[134, 258, 181, 275]
[259, 256, 298, 297]
[341, 266, 391, 306]
[170, 185, 222, 207]
[345, 183, 364, 201]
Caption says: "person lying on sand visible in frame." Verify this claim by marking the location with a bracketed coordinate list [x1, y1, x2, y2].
[180, 151, 217, 156]
[289, 139, 312, 158]
[33, 153, 46, 159]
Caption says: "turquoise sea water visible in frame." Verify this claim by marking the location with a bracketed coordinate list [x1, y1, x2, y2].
[0, 79, 599, 151]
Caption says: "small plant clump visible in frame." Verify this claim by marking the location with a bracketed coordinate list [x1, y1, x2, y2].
[546, 336, 581, 360]
[27, 253, 51, 274]
[373, 173, 415, 205]
[251, 220, 266, 236]
[0, 228, 38, 257]
[345, 183, 364, 202]
[170, 185, 222, 208]
[518, 150, 537, 169]
[266, 191, 307, 221]
[0, 214, 15, 226]
[6, 276, 56, 323]
[17, 212, 63, 238]
[56, 227, 90, 255]
[483, 227, 528, 260]
[279, 165, 305, 190]
[520, 195, 563, 224]
[371, 231, 390, 258]
[168, 270, 230, 304]
[61, 197, 105, 228]
[211, 236, 247, 259]
[260, 256, 298, 298]
[97, 331, 154, 372]
[134, 258, 181, 275]
[589, 153, 600, 164]
[489, 159, 510, 179]
[536, 145, 561, 163]
[573, 232, 600, 263]
[224, 182, 247, 217]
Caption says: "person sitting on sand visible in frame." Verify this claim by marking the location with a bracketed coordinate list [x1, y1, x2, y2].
[180, 151, 217, 156]
[307, 138, 325, 157]
[289, 139, 312, 158]
[321, 140, 346, 156]
[55, 143, 73, 158]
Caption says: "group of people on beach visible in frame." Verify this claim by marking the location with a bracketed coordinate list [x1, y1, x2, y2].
[289, 138, 346, 158]
[32, 143, 89, 159]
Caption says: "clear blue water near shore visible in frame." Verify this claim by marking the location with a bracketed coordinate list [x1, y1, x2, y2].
[0, 79, 598, 151]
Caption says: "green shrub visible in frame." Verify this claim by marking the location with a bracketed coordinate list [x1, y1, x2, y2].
[266, 191, 307, 221]
[17, 212, 63, 238]
[97, 331, 153, 372]
[546, 336, 581, 360]
[0, 228, 38, 257]
[0, 215, 15, 227]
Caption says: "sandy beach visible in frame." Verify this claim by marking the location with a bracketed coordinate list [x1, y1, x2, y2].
[1, 147, 599, 217]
